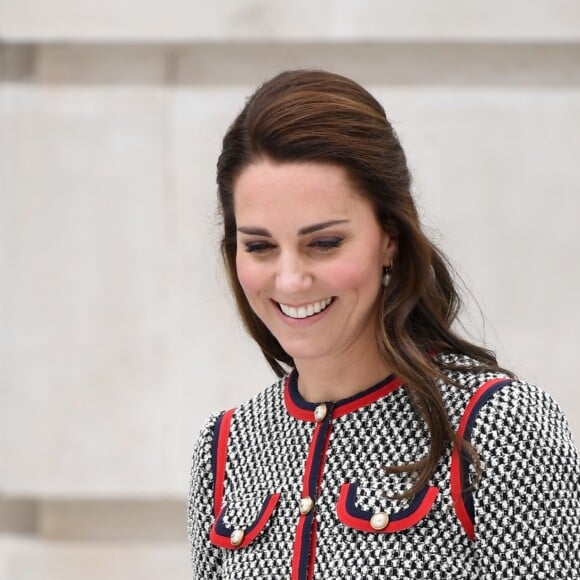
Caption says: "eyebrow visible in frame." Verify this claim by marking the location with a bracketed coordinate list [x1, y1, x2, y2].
[237, 219, 350, 237]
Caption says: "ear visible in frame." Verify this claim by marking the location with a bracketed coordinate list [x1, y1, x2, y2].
[381, 227, 399, 267]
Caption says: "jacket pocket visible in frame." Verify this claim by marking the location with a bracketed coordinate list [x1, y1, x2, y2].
[209, 492, 280, 550]
[336, 481, 438, 533]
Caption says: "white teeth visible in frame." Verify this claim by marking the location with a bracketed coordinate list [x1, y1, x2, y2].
[279, 298, 333, 319]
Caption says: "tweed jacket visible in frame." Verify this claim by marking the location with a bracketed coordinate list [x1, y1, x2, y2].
[188, 354, 580, 579]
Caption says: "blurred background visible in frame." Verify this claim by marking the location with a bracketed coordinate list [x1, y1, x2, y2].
[1, 1, 579, 578]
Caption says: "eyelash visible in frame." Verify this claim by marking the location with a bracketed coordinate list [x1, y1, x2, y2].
[244, 241, 275, 253]
[310, 237, 344, 250]
[243, 237, 344, 253]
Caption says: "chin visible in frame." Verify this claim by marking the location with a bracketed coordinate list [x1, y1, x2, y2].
[276, 340, 331, 364]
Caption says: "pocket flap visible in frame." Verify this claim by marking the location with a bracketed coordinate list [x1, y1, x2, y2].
[337, 482, 438, 533]
[209, 492, 280, 550]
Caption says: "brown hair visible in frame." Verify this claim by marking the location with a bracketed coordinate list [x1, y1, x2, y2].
[216, 69, 511, 497]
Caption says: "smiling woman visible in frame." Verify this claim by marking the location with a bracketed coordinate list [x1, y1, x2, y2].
[234, 161, 396, 400]
[188, 70, 580, 580]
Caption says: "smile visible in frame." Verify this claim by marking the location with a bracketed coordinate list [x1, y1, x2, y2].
[278, 298, 334, 319]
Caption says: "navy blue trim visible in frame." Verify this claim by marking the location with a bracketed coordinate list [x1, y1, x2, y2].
[464, 380, 512, 441]
[299, 409, 332, 578]
[211, 411, 226, 484]
[287, 371, 317, 411]
[335, 374, 397, 408]
[344, 482, 367, 519]
[286, 370, 396, 578]
[214, 493, 276, 539]
[287, 370, 397, 411]
[298, 512, 315, 578]
[344, 482, 430, 522]
[307, 410, 333, 498]
[460, 379, 512, 521]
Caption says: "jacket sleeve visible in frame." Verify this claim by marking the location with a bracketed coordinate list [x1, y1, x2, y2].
[471, 382, 580, 579]
[188, 413, 223, 579]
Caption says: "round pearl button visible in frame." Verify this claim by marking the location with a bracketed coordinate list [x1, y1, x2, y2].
[370, 512, 389, 531]
[299, 496, 314, 515]
[230, 528, 245, 546]
[314, 403, 327, 422]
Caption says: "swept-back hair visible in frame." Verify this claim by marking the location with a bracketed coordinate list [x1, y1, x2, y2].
[216, 69, 510, 497]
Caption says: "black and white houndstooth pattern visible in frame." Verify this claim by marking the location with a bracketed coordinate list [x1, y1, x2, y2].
[188, 354, 580, 579]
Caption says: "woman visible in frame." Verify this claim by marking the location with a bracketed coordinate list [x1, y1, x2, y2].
[188, 70, 579, 579]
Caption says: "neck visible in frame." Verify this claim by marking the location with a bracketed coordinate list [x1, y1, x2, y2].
[294, 343, 392, 403]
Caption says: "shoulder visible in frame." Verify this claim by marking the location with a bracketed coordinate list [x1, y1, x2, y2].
[436, 352, 511, 392]
[439, 354, 580, 546]
[470, 380, 580, 567]
[192, 376, 286, 454]
[470, 378, 576, 453]
[234, 375, 287, 421]
[188, 377, 287, 517]
[190, 411, 223, 485]
[437, 352, 579, 495]
[434, 352, 513, 429]
[435, 352, 575, 446]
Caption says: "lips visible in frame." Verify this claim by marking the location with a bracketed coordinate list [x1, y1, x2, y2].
[277, 297, 333, 319]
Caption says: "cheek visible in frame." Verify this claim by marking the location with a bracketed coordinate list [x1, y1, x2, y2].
[235, 253, 266, 295]
[323, 258, 381, 293]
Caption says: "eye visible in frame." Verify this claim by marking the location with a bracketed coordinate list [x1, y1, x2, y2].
[244, 241, 275, 254]
[309, 237, 344, 251]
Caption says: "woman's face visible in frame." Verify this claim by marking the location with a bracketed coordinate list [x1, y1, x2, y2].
[234, 159, 397, 368]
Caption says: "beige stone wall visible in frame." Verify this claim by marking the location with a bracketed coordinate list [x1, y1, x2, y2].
[2, 3, 580, 578]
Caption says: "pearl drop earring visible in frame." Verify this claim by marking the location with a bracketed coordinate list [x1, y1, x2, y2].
[382, 262, 393, 287]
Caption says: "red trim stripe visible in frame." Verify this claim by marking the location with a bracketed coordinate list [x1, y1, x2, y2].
[284, 374, 404, 422]
[213, 408, 234, 518]
[450, 378, 509, 541]
[291, 422, 323, 579]
[336, 483, 439, 533]
[308, 519, 318, 579]
[333, 377, 403, 418]
[284, 372, 404, 577]
[302, 424, 322, 491]
[209, 493, 281, 549]
[284, 376, 314, 421]
[291, 513, 309, 580]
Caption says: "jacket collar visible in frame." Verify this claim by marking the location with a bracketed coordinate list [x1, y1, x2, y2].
[283, 370, 403, 422]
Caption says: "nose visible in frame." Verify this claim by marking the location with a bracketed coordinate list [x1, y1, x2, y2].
[275, 253, 313, 294]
